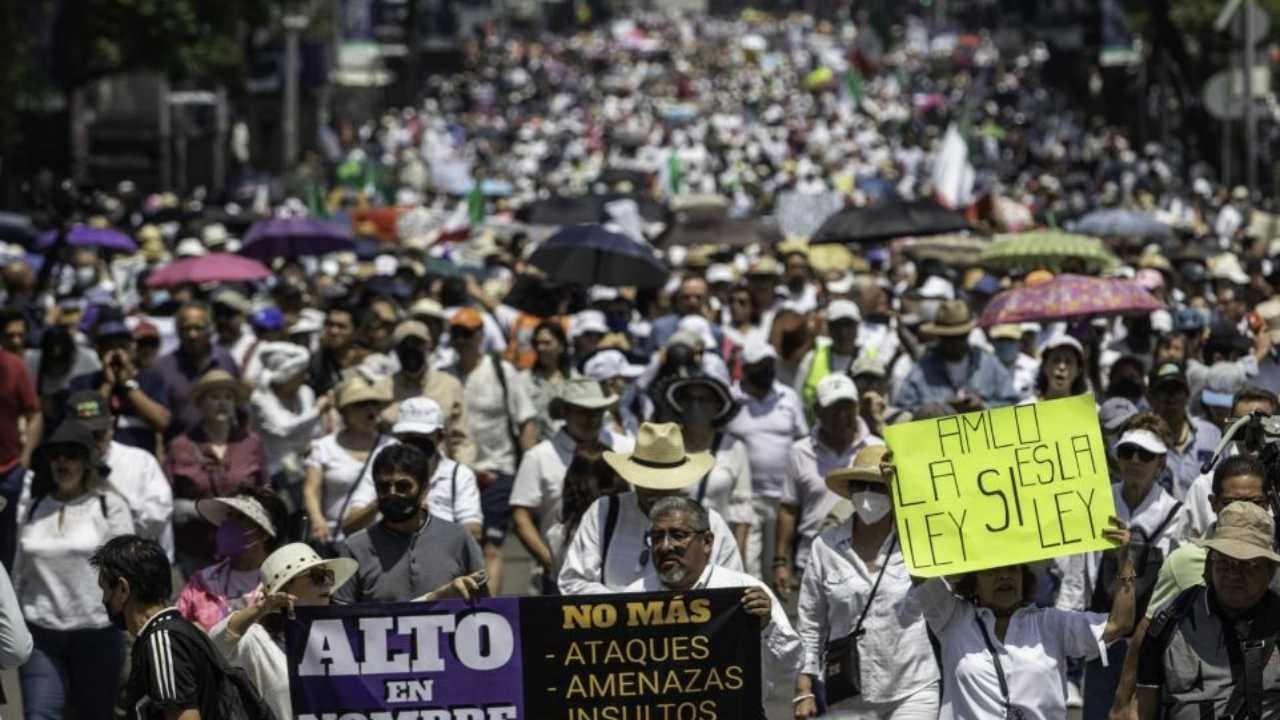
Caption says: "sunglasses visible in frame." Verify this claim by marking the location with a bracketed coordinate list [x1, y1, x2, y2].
[643, 529, 708, 548]
[450, 326, 478, 338]
[307, 567, 335, 588]
[1117, 445, 1161, 463]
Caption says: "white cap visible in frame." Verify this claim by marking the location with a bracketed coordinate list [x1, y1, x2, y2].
[175, 238, 207, 258]
[570, 310, 609, 339]
[584, 349, 645, 381]
[677, 315, 716, 350]
[392, 397, 444, 435]
[706, 263, 736, 285]
[826, 272, 855, 295]
[918, 276, 956, 300]
[827, 299, 861, 323]
[1117, 428, 1169, 455]
[742, 337, 777, 365]
[588, 285, 621, 304]
[1039, 333, 1084, 357]
[816, 373, 858, 408]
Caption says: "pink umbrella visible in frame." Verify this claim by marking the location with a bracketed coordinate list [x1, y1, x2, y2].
[145, 253, 272, 288]
[979, 274, 1164, 327]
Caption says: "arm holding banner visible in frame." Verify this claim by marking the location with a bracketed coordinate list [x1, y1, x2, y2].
[1099, 518, 1136, 644]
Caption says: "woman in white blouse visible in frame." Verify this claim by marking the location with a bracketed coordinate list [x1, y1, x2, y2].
[659, 372, 753, 554]
[896, 437, 1137, 720]
[794, 445, 938, 720]
[15, 421, 134, 720]
[303, 376, 393, 545]
[250, 342, 331, 499]
[1054, 413, 1185, 720]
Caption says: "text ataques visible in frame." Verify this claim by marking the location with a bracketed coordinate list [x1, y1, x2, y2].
[286, 590, 764, 720]
[885, 394, 1117, 576]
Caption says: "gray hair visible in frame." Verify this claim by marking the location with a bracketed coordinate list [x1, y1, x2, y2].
[647, 496, 710, 532]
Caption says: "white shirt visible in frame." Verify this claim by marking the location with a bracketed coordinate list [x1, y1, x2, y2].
[728, 382, 809, 498]
[682, 435, 754, 527]
[251, 386, 323, 477]
[797, 525, 938, 705]
[782, 426, 883, 568]
[420, 457, 483, 528]
[304, 433, 395, 534]
[1180, 471, 1216, 541]
[14, 490, 134, 630]
[210, 619, 289, 720]
[103, 441, 174, 560]
[558, 492, 745, 595]
[510, 429, 630, 538]
[1056, 481, 1185, 612]
[909, 578, 1109, 720]
[626, 563, 801, 700]
[460, 356, 536, 475]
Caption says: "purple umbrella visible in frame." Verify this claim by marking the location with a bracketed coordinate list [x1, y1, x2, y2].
[979, 274, 1164, 327]
[37, 226, 137, 252]
[239, 217, 355, 260]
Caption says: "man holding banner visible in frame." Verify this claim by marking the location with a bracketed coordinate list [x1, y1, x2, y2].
[625, 496, 801, 700]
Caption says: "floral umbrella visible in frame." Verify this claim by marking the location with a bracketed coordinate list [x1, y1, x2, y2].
[978, 230, 1120, 274]
[978, 274, 1164, 327]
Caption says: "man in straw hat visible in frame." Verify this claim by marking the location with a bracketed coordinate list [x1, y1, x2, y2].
[625, 495, 802, 699]
[558, 422, 745, 595]
[1136, 502, 1280, 719]
[511, 378, 628, 593]
[893, 299, 1020, 414]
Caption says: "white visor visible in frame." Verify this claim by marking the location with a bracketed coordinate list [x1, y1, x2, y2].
[1117, 428, 1168, 455]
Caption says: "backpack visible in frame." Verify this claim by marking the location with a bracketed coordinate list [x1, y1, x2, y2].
[1089, 502, 1182, 617]
[163, 615, 277, 720]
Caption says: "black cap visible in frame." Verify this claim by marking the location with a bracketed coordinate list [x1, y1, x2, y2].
[65, 391, 112, 432]
[43, 421, 96, 456]
[1148, 361, 1189, 391]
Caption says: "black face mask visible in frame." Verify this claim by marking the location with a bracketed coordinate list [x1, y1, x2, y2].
[397, 345, 426, 374]
[379, 494, 421, 523]
[745, 366, 776, 389]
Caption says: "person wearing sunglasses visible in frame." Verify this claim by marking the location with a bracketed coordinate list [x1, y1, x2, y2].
[1056, 412, 1186, 720]
[208, 542, 358, 720]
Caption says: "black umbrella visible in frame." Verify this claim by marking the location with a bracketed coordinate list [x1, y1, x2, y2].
[516, 194, 669, 226]
[502, 274, 580, 317]
[655, 217, 782, 249]
[811, 199, 972, 244]
[528, 224, 669, 289]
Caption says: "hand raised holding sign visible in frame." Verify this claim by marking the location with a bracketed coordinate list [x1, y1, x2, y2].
[740, 586, 772, 624]
[1100, 516, 1131, 555]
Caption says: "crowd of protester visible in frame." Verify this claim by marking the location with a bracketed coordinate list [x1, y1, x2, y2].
[0, 7, 1279, 720]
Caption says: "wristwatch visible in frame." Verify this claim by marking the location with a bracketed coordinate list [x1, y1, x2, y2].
[122, 379, 140, 391]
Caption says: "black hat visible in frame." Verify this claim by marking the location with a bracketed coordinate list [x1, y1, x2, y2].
[65, 391, 112, 432]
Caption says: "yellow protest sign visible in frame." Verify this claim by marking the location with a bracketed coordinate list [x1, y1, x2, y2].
[884, 394, 1117, 577]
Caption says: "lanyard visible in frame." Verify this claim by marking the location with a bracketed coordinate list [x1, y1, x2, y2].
[974, 614, 1023, 720]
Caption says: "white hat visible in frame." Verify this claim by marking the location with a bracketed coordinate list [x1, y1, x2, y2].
[259, 542, 358, 595]
[201, 223, 230, 248]
[583, 349, 645, 381]
[742, 337, 777, 365]
[826, 272, 855, 295]
[706, 264, 736, 285]
[1117, 428, 1169, 455]
[258, 341, 311, 386]
[392, 397, 444, 435]
[570, 310, 609, 339]
[289, 313, 323, 336]
[410, 298, 447, 322]
[676, 315, 716, 350]
[918, 276, 956, 300]
[1039, 333, 1084, 358]
[196, 495, 277, 538]
[588, 285, 621, 304]
[816, 373, 858, 408]
[553, 377, 618, 410]
[175, 238, 208, 258]
[827, 299, 861, 323]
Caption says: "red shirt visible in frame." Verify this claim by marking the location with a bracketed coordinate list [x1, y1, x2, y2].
[0, 349, 38, 473]
[164, 425, 268, 562]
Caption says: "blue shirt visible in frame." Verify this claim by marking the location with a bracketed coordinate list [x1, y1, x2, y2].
[146, 348, 239, 437]
[893, 346, 1021, 413]
[1161, 416, 1221, 500]
[68, 370, 170, 454]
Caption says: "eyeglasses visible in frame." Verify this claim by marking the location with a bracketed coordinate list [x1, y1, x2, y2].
[643, 529, 708, 548]
[1117, 445, 1161, 463]
[307, 567, 335, 588]
[1215, 553, 1273, 575]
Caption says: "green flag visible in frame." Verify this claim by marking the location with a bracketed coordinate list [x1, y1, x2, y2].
[844, 68, 864, 105]
[305, 181, 328, 219]
[666, 150, 683, 195]
[467, 181, 485, 226]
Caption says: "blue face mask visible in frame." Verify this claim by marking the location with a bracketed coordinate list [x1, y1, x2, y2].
[149, 289, 171, 309]
[993, 340, 1020, 366]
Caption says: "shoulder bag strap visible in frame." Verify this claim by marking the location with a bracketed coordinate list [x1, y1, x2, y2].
[851, 535, 898, 639]
[694, 433, 724, 506]
[489, 352, 523, 465]
[450, 461, 459, 504]
[1146, 501, 1184, 541]
[334, 434, 381, 540]
[600, 495, 621, 587]
[974, 615, 1013, 717]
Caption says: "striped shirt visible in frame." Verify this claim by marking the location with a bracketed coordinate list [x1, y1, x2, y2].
[126, 608, 220, 720]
